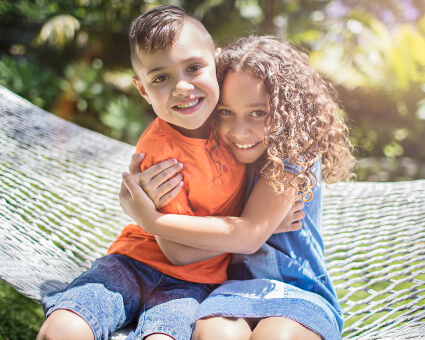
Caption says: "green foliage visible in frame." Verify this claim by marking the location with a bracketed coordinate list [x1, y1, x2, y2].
[0, 53, 152, 145]
[309, 13, 425, 173]
[0, 55, 61, 109]
[55, 59, 153, 144]
[0, 280, 44, 340]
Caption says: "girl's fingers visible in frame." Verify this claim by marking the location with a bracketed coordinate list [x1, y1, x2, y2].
[142, 159, 182, 184]
[121, 172, 139, 198]
[156, 181, 184, 209]
[129, 153, 145, 175]
[120, 179, 129, 195]
[150, 162, 183, 188]
[155, 173, 183, 199]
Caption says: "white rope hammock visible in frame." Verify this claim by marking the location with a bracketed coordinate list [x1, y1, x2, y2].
[0, 85, 424, 339]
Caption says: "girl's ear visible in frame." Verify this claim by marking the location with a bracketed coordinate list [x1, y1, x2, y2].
[132, 76, 151, 104]
[215, 47, 222, 58]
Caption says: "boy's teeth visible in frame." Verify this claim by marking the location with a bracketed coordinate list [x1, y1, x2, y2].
[176, 98, 200, 109]
[235, 142, 256, 149]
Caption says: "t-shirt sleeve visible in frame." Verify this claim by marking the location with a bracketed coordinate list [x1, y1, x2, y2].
[135, 132, 196, 217]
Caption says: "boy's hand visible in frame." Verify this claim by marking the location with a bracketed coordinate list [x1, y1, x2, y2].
[128, 153, 184, 209]
[273, 201, 305, 233]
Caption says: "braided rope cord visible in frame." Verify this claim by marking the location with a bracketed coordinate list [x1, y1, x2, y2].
[0, 86, 424, 339]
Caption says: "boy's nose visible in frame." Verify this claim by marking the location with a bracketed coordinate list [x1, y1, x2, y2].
[173, 80, 195, 96]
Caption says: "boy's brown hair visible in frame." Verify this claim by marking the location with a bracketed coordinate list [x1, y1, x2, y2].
[129, 5, 213, 75]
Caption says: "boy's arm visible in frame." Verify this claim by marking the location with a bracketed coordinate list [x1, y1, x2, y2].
[155, 237, 223, 265]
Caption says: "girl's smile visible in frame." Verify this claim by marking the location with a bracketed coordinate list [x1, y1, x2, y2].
[217, 70, 270, 164]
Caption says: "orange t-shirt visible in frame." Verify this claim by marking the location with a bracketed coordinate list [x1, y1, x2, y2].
[108, 118, 246, 284]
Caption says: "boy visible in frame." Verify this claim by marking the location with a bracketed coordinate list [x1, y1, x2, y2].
[37, 5, 246, 340]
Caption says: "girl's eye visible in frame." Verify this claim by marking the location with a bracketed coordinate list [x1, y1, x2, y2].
[153, 74, 169, 83]
[187, 64, 202, 73]
[251, 110, 267, 118]
[217, 109, 233, 116]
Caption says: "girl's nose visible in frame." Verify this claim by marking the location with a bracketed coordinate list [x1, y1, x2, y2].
[173, 80, 195, 96]
[230, 121, 251, 139]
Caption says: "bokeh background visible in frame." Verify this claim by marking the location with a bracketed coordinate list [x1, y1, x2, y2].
[0, 0, 425, 338]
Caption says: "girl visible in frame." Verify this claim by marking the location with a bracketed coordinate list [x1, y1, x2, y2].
[120, 35, 355, 339]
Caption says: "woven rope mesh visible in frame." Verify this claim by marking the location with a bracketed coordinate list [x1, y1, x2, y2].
[323, 182, 425, 338]
[1, 86, 424, 339]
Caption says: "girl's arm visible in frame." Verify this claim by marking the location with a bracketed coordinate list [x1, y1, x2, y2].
[121, 167, 298, 255]
[121, 156, 225, 265]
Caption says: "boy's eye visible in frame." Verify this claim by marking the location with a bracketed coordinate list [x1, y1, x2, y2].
[153, 74, 169, 83]
[187, 64, 202, 73]
[217, 109, 233, 116]
[251, 110, 267, 118]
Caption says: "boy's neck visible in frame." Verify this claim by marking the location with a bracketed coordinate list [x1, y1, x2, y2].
[170, 117, 212, 139]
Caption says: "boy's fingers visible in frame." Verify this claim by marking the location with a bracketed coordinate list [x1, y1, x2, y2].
[129, 153, 145, 175]
[294, 210, 305, 220]
[290, 220, 303, 230]
[293, 200, 304, 211]
[157, 181, 184, 209]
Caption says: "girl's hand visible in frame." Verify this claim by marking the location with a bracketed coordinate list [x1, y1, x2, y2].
[128, 153, 184, 209]
[120, 172, 158, 228]
[273, 201, 305, 233]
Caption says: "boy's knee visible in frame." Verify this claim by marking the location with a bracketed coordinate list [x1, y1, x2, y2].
[192, 317, 251, 340]
[37, 310, 94, 340]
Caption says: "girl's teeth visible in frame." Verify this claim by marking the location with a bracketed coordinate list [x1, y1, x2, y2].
[235, 143, 256, 149]
[176, 98, 200, 109]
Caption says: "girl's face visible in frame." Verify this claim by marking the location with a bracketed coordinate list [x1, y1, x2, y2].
[217, 70, 270, 164]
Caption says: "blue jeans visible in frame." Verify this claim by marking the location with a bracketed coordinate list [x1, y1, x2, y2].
[42, 254, 216, 340]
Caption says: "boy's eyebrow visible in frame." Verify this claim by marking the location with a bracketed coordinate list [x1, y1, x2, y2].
[147, 66, 167, 76]
[146, 56, 206, 75]
[182, 56, 205, 63]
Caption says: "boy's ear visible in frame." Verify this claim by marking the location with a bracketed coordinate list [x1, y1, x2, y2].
[215, 47, 221, 58]
[132, 76, 151, 104]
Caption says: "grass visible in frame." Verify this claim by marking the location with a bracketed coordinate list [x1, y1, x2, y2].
[0, 280, 44, 340]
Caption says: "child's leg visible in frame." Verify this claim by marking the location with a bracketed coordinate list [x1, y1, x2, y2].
[250, 317, 321, 340]
[131, 276, 216, 340]
[192, 317, 252, 340]
[38, 255, 146, 340]
[145, 335, 174, 339]
[37, 309, 94, 340]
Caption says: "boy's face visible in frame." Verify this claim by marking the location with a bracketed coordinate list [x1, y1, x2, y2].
[133, 21, 219, 136]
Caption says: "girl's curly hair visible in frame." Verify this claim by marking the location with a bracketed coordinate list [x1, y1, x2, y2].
[214, 36, 356, 200]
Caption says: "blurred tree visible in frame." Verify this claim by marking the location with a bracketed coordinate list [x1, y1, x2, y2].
[0, 0, 424, 178]
[309, 12, 425, 164]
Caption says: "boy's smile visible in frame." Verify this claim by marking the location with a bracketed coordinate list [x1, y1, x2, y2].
[133, 20, 219, 138]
